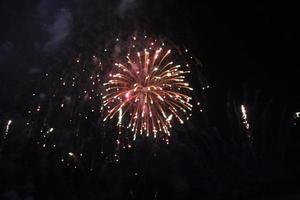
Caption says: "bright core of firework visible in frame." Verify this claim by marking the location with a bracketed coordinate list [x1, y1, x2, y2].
[103, 45, 193, 139]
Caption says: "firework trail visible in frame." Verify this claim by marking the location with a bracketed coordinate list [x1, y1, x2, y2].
[240, 104, 253, 145]
[3, 120, 12, 140]
[0, 119, 12, 152]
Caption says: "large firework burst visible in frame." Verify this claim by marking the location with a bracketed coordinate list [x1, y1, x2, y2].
[103, 36, 193, 140]
[21, 33, 205, 164]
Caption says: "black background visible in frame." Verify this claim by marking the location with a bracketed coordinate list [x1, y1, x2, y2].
[0, 1, 299, 199]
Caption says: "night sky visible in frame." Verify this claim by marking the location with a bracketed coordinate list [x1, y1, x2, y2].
[0, 1, 299, 199]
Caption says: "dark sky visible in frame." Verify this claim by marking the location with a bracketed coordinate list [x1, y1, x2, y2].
[0, 1, 299, 199]
[0, 1, 298, 101]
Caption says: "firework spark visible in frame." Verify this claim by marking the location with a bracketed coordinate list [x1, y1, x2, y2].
[103, 38, 193, 140]
[3, 120, 12, 140]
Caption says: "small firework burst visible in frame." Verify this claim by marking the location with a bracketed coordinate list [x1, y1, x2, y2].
[103, 35, 193, 140]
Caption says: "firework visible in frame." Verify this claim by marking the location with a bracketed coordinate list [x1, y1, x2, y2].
[3, 120, 12, 140]
[241, 105, 250, 130]
[241, 104, 253, 143]
[103, 36, 193, 140]
[23, 33, 205, 164]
